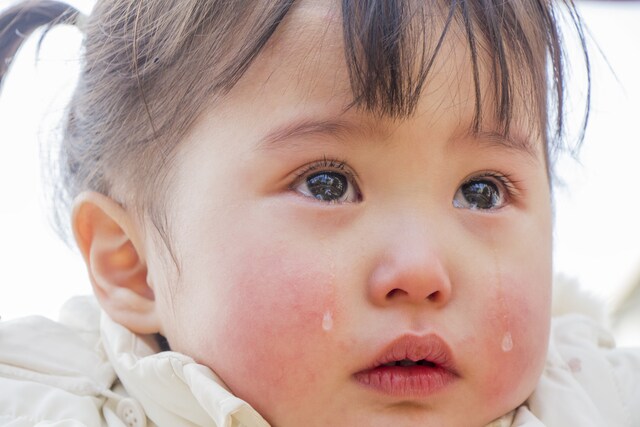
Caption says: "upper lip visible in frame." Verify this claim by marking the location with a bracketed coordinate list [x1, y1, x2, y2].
[358, 333, 458, 374]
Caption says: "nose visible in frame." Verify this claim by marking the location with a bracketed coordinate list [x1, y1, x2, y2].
[366, 229, 452, 308]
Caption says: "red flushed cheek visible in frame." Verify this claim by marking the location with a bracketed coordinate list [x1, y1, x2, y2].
[479, 281, 550, 404]
[211, 242, 340, 409]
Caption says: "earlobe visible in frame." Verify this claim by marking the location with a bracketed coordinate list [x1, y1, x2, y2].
[72, 191, 161, 334]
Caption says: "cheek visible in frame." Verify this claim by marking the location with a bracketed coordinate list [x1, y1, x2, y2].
[194, 238, 341, 413]
[477, 275, 551, 405]
[468, 207, 552, 406]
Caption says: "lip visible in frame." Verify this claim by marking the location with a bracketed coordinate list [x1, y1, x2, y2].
[353, 334, 459, 398]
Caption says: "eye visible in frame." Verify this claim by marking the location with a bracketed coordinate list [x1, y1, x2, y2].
[292, 159, 361, 203]
[453, 173, 511, 210]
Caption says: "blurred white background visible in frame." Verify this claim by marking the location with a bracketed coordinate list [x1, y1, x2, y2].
[0, 1, 639, 345]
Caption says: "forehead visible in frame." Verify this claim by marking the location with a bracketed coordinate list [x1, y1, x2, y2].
[224, 3, 349, 105]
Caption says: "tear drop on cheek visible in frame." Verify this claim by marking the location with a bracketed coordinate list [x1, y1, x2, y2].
[322, 311, 333, 332]
[501, 332, 513, 352]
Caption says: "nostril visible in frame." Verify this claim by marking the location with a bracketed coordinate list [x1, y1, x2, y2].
[386, 288, 443, 302]
[386, 288, 407, 299]
[427, 290, 441, 302]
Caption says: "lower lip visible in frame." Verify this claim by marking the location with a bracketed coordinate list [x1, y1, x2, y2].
[353, 365, 457, 398]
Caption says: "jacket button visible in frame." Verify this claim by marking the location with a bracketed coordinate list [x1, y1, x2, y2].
[116, 398, 147, 427]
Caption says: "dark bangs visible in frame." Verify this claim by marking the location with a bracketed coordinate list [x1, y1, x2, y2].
[341, 0, 589, 152]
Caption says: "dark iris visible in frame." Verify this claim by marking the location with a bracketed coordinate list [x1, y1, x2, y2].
[461, 181, 500, 209]
[306, 172, 347, 202]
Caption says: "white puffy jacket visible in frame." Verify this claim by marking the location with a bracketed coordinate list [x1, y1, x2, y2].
[0, 296, 638, 426]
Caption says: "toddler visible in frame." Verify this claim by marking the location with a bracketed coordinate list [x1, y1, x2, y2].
[0, 0, 639, 426]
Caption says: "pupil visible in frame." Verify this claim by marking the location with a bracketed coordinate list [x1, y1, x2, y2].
[464, 181, 498, 209]
[307, 172, 347, 201]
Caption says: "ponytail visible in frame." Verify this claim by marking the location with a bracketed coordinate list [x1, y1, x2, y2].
[0, 0, 81, 90]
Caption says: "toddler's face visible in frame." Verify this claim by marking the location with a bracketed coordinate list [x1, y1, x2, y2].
[152, 3, 552, 426]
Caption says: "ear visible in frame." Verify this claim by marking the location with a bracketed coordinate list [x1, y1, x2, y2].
[71, 191, 160, 334]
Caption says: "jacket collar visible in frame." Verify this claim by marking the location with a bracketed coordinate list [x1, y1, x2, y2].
[0, 297, 114, 396]
[100, 313, 270, 427]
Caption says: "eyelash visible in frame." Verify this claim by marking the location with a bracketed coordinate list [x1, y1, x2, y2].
[293, 157, 351, 180]
[470, 171, 520, 198]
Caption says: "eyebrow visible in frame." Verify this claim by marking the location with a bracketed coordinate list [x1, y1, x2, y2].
[465, 129, 541, 160]
[256, 117, 374, 151]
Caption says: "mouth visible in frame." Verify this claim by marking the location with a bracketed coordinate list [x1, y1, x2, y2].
[380, 358, 438, 367]
[353, 334, 459, 398]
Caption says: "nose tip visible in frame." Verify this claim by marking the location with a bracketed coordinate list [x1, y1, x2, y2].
[367, 250, 452, 308]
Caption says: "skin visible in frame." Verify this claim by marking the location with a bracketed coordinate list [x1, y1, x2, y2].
[88, 2, 553, 426]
